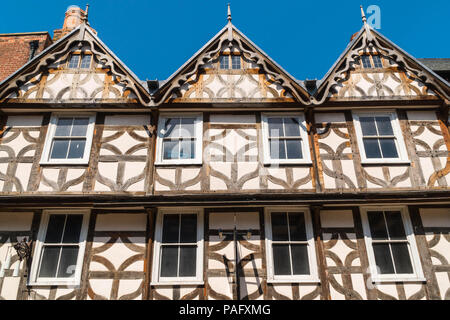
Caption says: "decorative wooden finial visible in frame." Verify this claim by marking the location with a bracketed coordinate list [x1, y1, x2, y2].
[360, 5, 367, 24]
[84, 4, 90, 23]
[227, 3, 232, 23]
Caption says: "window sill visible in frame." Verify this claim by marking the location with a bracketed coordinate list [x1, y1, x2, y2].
[155, 161, 203, 166]
[40, 161, 89, 166]
[28, 280, 81, 287]
[263, 160, 313, 166]
[360, 160, 411, 165]
[371, 277, 426, 283]
[266, 278, 320, 284]
[150, 281, 204, 286]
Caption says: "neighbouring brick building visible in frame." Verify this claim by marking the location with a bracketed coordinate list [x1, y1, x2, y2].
[0, 32, 52, 82]
[0, 5, 449, 301]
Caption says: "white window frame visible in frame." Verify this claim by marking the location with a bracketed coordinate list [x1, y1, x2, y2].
[360, 206, 425, 283]
[28, 209, 90, 286]
[155, 113, 203, 165]
[40, 113, 96, 165]
[151, 208, 204, 285]
[264, 207, 319, 283]
[352, 110, 410, 164]
[261, 113, 312, 165]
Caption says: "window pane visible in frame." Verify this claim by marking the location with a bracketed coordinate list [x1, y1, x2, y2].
[163, 140, 179, 160]
[50, 139, 70, 159]
[180, 118, 195, 137]
[361, 55, 372, 68]
[363, 138, 382, 158]
[80, 55, 91, 69]
[68, 55, 80, 68]
[379, 139, 399, 158]
[268, 118, 284, 137]
[291, 244, 310, 275]
[179, 245, 197, 277]
[62, 214, 83, 243]
[284, 118, 300, 137]
[269, 139, 286, 160]
[286, 139, 303, 159]
[67, 139, 86, 159]
[57, 246, 79, 278]
[55, 118, 73, 136]
[38, 246, 61, 278]
[288, 213, 307, 241]
[231, 55, 241, 69]
[360, 117, 377, 136]
[372, 55, 383, 68]
[373, 243, 395, 274]
[162, 214, 179, 243]
[271, 212, 289, 241]
[160, 246, 178, 277]
[391, 243, 413, 274]
[179, 139, 194, 159]
[367, 211, 388, 240]
[384, 211, 407, 240]
[45, 214, 66, 243]
[164, 118, 181, 138]
[219, 55, 229, 69]
[375, 117, 393, 135]
[180, 214, 197, 243]
[272, 244, 291, 275]
[71, 118, 89, 136]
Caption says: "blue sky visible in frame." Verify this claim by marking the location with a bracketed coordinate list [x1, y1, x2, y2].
[1, 0, 449, 81]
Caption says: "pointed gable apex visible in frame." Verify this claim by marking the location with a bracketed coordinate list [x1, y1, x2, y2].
[0, 24, 151, 105]
[314, 24, 450, 104]
[153, 22, 311, 105]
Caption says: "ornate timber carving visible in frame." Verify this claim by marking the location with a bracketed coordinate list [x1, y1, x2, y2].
[0, 25, 150, 105]
[314, 24, 450, 104]
[154, 24, 310, 105]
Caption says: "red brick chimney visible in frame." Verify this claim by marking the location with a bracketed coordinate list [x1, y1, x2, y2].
[53, 5, 96, 41]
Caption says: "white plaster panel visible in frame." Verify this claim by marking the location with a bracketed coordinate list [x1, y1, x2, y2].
[88, 279, 113, 300]
[375, 283, 398, 299]
[420, 208, 450, 227]
[404, 283, 425, 300]
[152, 287, 173, 300]
[435, 272, 450, 300]
[320, 210, 354, 228]
[181, 168, 201, 183]
[209, 176, 228, 190]
[364, 167, 384, 188]
[208, 277, 232, 300]
[54, 288, 77, 300]
[117, 279, 142, 299]
[209, 213, 234, 230]
[271, 284, 293, 299]
[299, 285, 320, 299]
[0, 277, 20, 300]
[406, 111, 438, 122]
[1, 131, 34, 158]
[156, 168, 175, 183]
[65, 168, 86, 192]
[122, 162, 146, 191]
[6, 116, 42, 127]
[351, 274, 367, 300]
[0, 212, 33, 231]
[324, 233, 356, 267]
[95, 214, 147, 231]
[179, 286, 199, 300]
[91, 237, 144, 271]
[330, 274, 345, 300]
[210, 114, 256, 124]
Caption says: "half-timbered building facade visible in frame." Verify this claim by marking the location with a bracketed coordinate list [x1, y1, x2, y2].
[0, 5, 449, 300]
